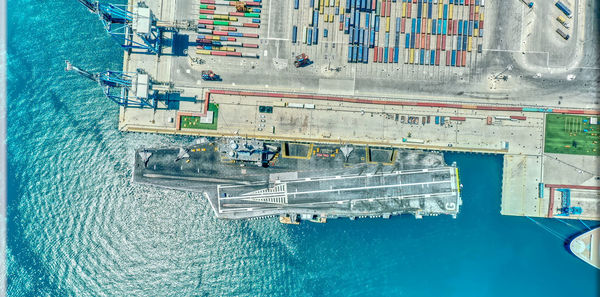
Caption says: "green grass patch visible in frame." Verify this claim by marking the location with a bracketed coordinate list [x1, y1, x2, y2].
[180, 103, 219, 130]
[544, 114, 599, 156]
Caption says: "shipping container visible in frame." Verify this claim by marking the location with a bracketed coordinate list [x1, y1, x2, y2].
[294, 0, 299, 9]
[432, 19, 437, 34]
[430, 49, 435, 65]
[435, 116, 440, 124]
[304, 26, 309, 44]
[358, 45, 363, 62]
[451, 50, 456, 66]
[450, 116, 466, 121]
[556, 1, 572, 18]
[510, 115, 527, 120]
[394, 47, 399, 63]
[292, 26, 298, 43]
[435, 49, 440, 65]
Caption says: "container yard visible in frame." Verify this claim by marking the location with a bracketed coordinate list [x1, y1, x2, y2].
[67, 0, 600, 222]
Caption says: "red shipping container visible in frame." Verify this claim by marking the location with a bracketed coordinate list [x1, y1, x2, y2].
[198, 19, 212, 24]
[401, 18, 406, 33]
[510, 116, 527, 120]
[227, 52, 242, 57]
[382, 1, 386, 17]
[379, 47, 384, 62]
[474, 13, 479, 21]
[407, 3, 412, 18]
[415, 34, 420, 49]
[465, 0, 469, 5]
[448, 20, 453, 36]
[374, 46, 379, 61]
[387, 1, 392, 17]
[456, 50, 462, 67]
[422, 34, 426, 49]
[462, 51, 467, 67]
[200, 9, 214, 14]
[450, 117, 466, 121]
[389, 47, 394, 63]
[229, 12, 244, 16]
[211, 51, 227, 56]
[426, 34, 430, 50]
[243, 23, 260, 28]
[372, 0, 377, 11]
[436, 35, 441, 50]
[454, 20, 458, 35]
[422, 20, 427, 33]
[435, 49, 440, 65]
[479, 20, 484, 30]
[442, 35, 446, 50]
[446, 51, 451, 66]
[339, 21, 343, 31]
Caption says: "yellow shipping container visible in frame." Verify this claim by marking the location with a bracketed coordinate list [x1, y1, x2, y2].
[196, 50, 210, 55]
[438, 4, 443, 19]
[409, 49, 414, 64]
[480, 13, 484, 21]
[330, 14, 334, 22]
[386, 17, 390, 32]
[467, 37, 472, 52]
[473, 28, 478, 36]
[428, 19, 432, 34]
[336, 0, 340, 7]
[475, 6, 479, 14]
[320, 5, 324, 14]
[402, 3, 406, 18]
[423, 3, 427, 18]
[449, 4, 453, 20]
[320, 0, 324, 8]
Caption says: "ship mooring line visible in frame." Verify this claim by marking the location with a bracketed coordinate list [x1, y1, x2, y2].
[578, 218, 592, 231]
[555, 217, 579, 230]
[526, 216, 565, 241]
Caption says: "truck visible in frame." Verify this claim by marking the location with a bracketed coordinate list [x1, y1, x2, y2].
[556, 15, 570, 28]
[555, 1, 572, 18]
[556, 28, 570, 40]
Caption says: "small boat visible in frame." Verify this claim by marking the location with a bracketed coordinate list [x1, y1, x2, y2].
[569, 227, 600, 269]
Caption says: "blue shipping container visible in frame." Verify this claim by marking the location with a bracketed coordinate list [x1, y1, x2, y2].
[394, 47, 399, 63]
[314, 11, 319, 26]
[395, 17, 400, 33]
[358, 46, 363, 62]
[363, 46, 369, 63]
[308, 28, 313, 45]
[294, 0, 299, 9]
[428, 3, 432, 19]
[417, 18, 421, 34]
[292, 26, 297, 43]
[417, 1, 422, 18]
[348, 47, 353, 62]
[405, 33, 410, 48]
[365, 13, 370, 28]
[458, 20, 462, 35]
[375, 15, 380, 32]
[311, 0, 315, 8]
[435, 116, 439, 124]
[443, 20, 447, 34]
[411, 18, 416, 33]
[324, 28, 328, 38]
[469, 20, 473, 36]
[451, 50, 456, 66]
[349, 29, 353, 44]
[313, 28, 318, 44]
[370, 30, 375, 48]
[420, 49, 425, 65]
[353, 46, 358, 62]
[346, 0, 351, 12]
[384, 47, 389, 63]
[457, 36, 462, 51]
[430, 50, 435, 65]
[432, 19, 437, 35]
[411, 32, 415, 48]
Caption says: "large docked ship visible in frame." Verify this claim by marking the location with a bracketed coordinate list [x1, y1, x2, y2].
[133, 138, 462, 223]
[569, 227, 600, 269]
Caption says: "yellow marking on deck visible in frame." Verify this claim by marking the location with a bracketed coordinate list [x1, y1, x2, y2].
[455, 167, 461, 194]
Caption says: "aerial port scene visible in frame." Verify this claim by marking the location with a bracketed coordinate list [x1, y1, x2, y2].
[3, 0, 599, 295]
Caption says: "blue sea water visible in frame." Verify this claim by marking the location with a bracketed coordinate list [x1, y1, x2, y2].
[5, 0, 599, 296]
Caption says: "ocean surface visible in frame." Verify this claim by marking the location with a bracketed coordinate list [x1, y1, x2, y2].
[5, 0, 599, 296]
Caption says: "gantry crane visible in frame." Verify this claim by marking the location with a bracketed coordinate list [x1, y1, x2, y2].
[65, 60, 182, 109]
[77, 0, 162, 53]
